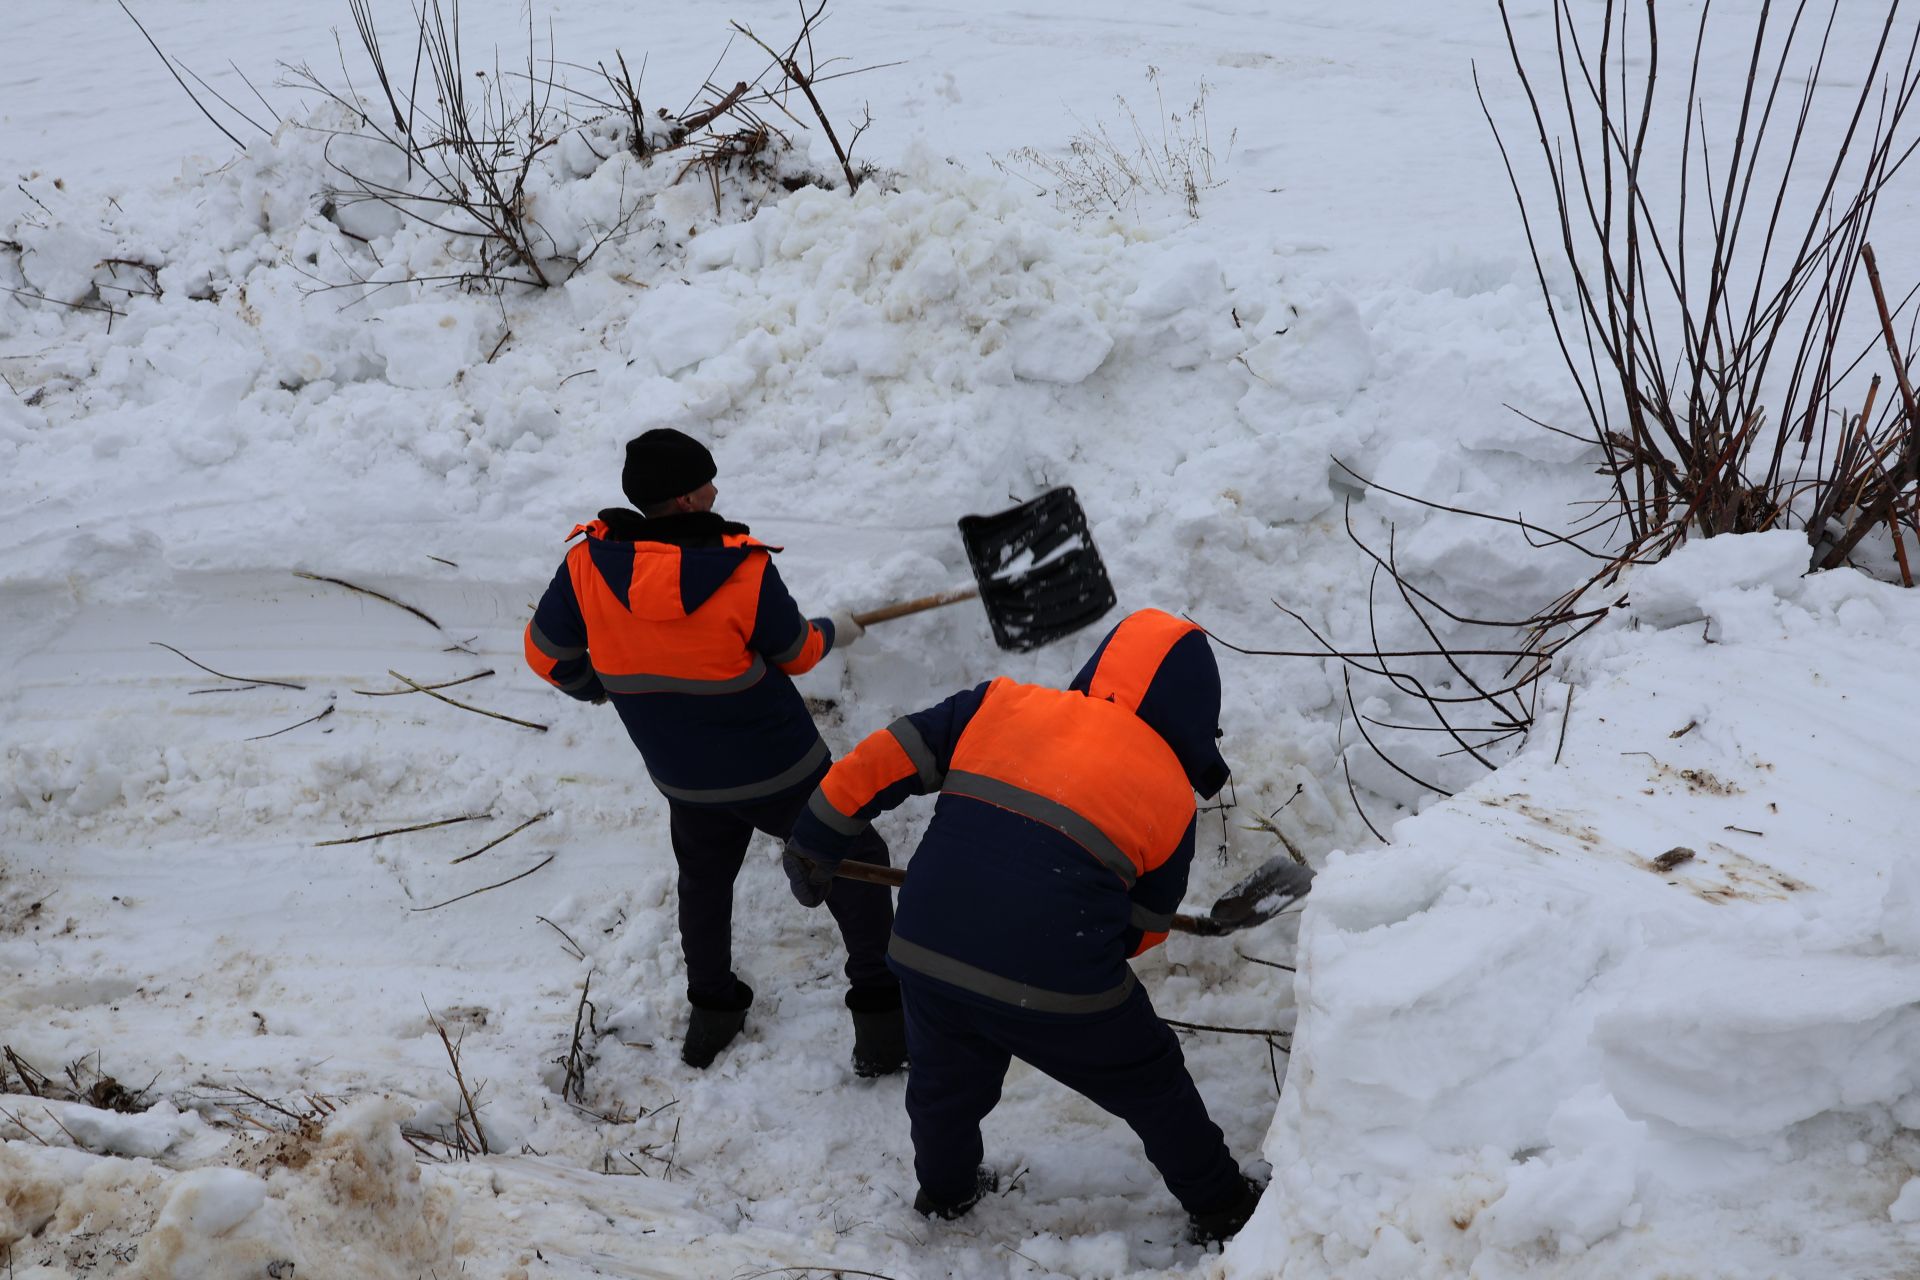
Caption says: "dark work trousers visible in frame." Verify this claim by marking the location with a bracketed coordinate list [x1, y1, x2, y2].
[900, 976, 1243, 1214]
[666, 769, 895, 1005]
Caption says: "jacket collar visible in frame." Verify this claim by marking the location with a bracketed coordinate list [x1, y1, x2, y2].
[588, 508, 753, 547]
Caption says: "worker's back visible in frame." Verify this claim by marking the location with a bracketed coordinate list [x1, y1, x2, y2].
[890, 676, 1197, 1014]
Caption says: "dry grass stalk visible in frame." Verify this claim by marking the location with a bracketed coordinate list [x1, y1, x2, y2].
[424, 1004, 491, 1157]
[560, 971, 596, 1106]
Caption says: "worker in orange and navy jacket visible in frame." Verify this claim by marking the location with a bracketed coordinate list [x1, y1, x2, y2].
[525, 428, 902, 1075]
[783, 608, 1266, 1245]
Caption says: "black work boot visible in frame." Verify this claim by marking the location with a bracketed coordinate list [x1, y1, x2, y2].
[1187, 1173, 1265, 1246]
[913, 1166, 998, 1220]
[682, 979, 753, 1069]
[846, 985, 907, 1078]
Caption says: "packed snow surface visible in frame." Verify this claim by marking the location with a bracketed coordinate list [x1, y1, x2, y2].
[5, 1, 1920, 1277]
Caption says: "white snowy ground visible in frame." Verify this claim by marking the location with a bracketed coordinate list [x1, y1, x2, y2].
[3, 1, 1920, 1277]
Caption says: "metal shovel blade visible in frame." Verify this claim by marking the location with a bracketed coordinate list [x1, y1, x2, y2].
[958, 487, 1117, 652]
[1178, 856, 1316, 937]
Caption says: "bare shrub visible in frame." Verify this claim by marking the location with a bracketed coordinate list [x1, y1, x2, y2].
[1482, 0, 1920, 581]
[283, 0, 886, 293]
[1224, 3, 1920, 825]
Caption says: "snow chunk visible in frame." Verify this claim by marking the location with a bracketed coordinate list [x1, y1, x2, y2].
[1892, 1177, 1920, 1223]
[1126, 250, 1224, 320]
[1008, 304, 1112, 384]
[627, 282, 741, 374]
[1483, 1088, 1645, 1252]
[157, 1166, 269, 1238]
[1627, 528, 1809, 629]
[372, 299, 491, 390]
[1240, 290, 1374, 407]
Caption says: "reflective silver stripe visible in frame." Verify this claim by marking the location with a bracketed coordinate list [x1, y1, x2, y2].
[887, 717, 944, 791]
[770, 623, 814, 666]
[599, 654, 767, 695]
[528, 620, 585, 662]
[1129, 902, 1174, 933]
[553, 669, 597, 694]
[652, 739, 830, 805]
[888, 935, 1137, 1014]
[807, 786, 866, 836]
[942, 771, 1138, 888]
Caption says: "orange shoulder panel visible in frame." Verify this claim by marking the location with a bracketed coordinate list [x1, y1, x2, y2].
[1086, 610, 1199, 712]
[949, 681, 1193, 876]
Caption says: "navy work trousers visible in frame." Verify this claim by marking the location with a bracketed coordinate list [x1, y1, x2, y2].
[667, 769, 895, 1004]
[900, 976, 1243, 1213]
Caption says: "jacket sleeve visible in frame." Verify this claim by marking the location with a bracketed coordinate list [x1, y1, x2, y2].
[524, 561, 606, 702]
[789, 681, 993, 863]
[1122, 817, 1195, 957]
[748, 557, 834, 674]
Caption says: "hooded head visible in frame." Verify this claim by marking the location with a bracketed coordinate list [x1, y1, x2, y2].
[1069, 608, 1230, 798]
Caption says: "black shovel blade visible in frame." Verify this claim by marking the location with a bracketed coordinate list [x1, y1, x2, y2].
[1197, 857, 1315, 935]
[958, 487, 1117, 652]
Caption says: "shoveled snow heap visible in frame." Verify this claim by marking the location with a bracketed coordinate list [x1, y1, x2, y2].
[1226, 531, 1920, 1279]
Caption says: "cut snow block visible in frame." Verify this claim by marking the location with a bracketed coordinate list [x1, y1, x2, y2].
[1008, 306, 1113, 384]
[627, 283, 740, 375]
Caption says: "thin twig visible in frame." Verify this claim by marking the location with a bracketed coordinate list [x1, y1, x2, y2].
[151, 641, 306, 690]
[294, 571, 442, 629]
[352, 669, 494, 696]
[388, 670, 549, 732]
[410, 853, 555, 911]
[114, 0, 246, 148]
[536, 915, 586, 960]
[450, 810, 552, 864]
[245, 703, 335, 741]
[1163, 1017, 1292, 1041]
[315, 812, 491, 846]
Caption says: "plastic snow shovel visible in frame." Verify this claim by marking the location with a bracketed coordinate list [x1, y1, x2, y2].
[827, 854, 1313, 936]
[849, 487, 1118, 652]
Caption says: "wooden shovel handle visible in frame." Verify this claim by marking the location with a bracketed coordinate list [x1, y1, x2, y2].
[851, 586, 980, 628]
[828, 858, 1206, 935]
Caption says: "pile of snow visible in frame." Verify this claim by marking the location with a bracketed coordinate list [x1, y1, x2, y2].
[2, 1098, 454, 1279]
[1229, 532, 1920, 1278]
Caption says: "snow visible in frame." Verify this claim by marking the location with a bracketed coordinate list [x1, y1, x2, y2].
[4, 0, 1920, 1277]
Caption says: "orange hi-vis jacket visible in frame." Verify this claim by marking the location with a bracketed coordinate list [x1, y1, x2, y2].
[789, 609, 1229, 1015]
[525, 509, 843, 804]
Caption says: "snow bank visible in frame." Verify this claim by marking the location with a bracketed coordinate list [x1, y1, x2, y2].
[1228, 535, 1920, 1278]
[1, 1098, 455, 1279]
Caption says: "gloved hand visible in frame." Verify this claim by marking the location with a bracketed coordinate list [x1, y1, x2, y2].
[827, 609, 866, 647]
[782, 841, 836, 908]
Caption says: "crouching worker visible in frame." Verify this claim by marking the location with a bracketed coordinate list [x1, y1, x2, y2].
[524, 428, 904, 1076]
[782, 608, 1266, 1245]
